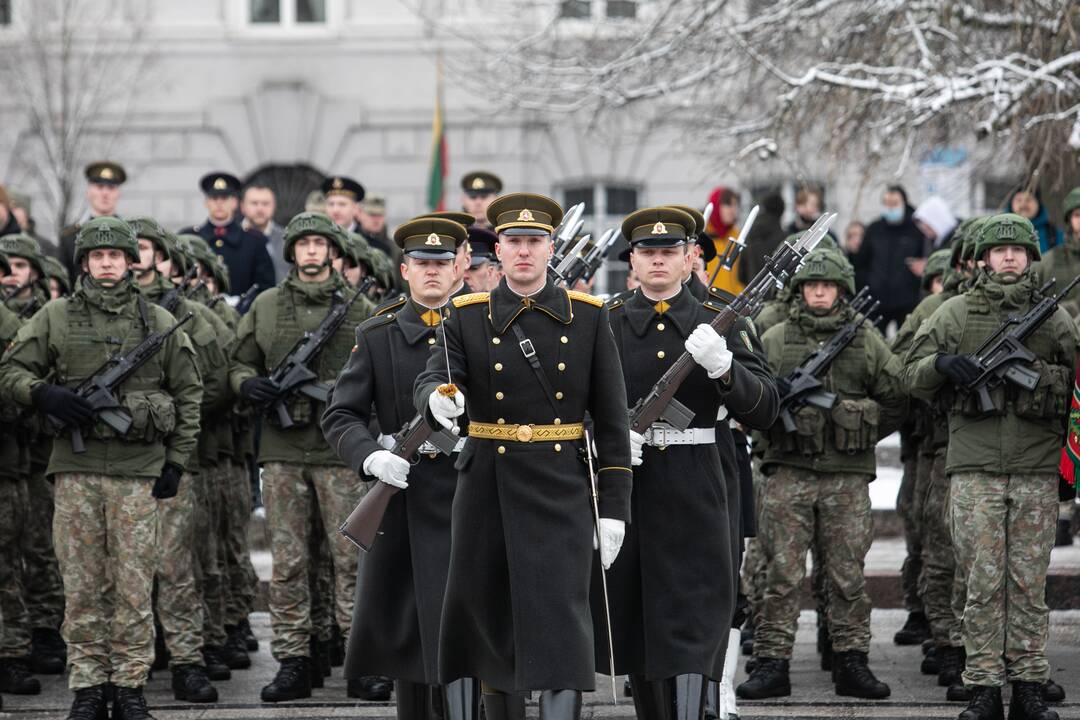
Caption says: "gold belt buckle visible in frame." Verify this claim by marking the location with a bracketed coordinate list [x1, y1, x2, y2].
[515, 424, 534, 442]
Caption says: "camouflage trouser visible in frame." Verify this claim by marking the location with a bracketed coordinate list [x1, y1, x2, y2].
[308, 499, 336, 643]
[192, 466, 226, 648]
[755, 467, 873, 659]
[0, 476, 31, 657]
[53, 474, 157, 690]
[221, 460, 258, 625]
[918, 448, 959, 647]
[261, 462, 364, 660]
[741, 461, 768, 618]
[896, 450, 925, 615]
[22, 468, 65, 631]
[950, 472, 1057, 686]
[155, 472, 202, 667]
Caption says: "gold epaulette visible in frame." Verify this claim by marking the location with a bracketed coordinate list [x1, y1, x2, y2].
[452, 292, 490, 308]
[566, 289, 603, 307]
[374, 295, 406, 316]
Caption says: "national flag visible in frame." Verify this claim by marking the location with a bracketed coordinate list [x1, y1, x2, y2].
[426, 59, 447, 212]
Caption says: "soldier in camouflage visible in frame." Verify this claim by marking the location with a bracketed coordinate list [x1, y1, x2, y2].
[0, 216, 202, 720]
[738, 247, 905, 702]
[903, 214, 1078, 720]
[228, 211, 373, 702]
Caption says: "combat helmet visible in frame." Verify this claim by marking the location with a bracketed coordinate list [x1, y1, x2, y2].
[972, 213, 1040, 261]
[791, 246, 856, 296]
[283, 212, 347, 264]
[74, 217, 139, 265]
[0, 233, 47, 276]
[922, 249, 952, 291]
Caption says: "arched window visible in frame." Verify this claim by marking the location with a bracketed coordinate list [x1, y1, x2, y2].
[244, 163, 327, 227]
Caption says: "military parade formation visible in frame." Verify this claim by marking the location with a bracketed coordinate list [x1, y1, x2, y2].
[1, 161, 1080, 720]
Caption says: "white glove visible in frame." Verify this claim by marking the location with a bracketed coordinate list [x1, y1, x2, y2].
[685, 323, 733, 379]
[629, 430, 645, 467]
[362, 450, 411, 489]
[376, 434, 396, 451]
[428, 388, 466, 431]
[593, 518, 626, 570]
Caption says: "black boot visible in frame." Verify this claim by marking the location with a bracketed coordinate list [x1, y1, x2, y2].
[959, 685, 1003, 720]
[308, 637, 324, 689]
[330, 624, 346, 667]
[482, 692, 526, 720]
[1054, 519, 1072, 547]
[629, 674, 673, 720]
[444, 678, 480, 720]
[894, 611, 931, 645]
[150, 625, 169, 672]
[170, 664, 218, 703]
[539, 690, 582, 720]
[239, 618, 258, 652]
[922, 645, 941, 675]
[624, 678, 634, 697]
[1042, 678, 1065, 703]
[833, 650, 890, 700]
[0, 657, 42, 694]
[674, 675, 706, 720]
[396, 679, 433, 720]
[948, 684, 973, 702]
[111, 686, 154, 720]
[735, 658, 790, 699]
[1008, 681, 1058, 720]
[818, 626, 833, 672]
[29, 627, 66, 674]
[260, 657, 312, 702]
[938, 646, 964, 688]
[201, 646, 231, 681]
[740, 623, 754, 656]
[66, 684, 110, 720]
[348, 675, 394, 700]
[318, 639, 333, 677]
[221, 626, 251, 669]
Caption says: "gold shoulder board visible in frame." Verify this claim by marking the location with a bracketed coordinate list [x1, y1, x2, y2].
[566, 289, 603, 307]
[451, 292, 491, 308]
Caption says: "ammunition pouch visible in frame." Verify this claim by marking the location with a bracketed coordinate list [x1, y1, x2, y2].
[954, 383, 1005, 417]
[96, 390, 176, 443]
[771, 405, 826, 456]
[1013, 362, 1070, 423]
[830, 398, 880, 453]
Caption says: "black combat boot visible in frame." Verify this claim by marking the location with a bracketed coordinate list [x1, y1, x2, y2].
[818, 626, 833, 672]
[1054, 519, 1072, 547]
[318, 638, 332, 677]
[948, 683, 973, 702]
[307, 637, 324, 689]
[170, 664, 218, 703]
[330, 624, 345, 667]
[833, 650, 890, 699]
[444, 678, 480, 720]
[938, 646, 964, 688]
[629, 674, 673, 720]
[674, 675, 707, 720]
[28, 627, 66, 674]
[959, 685, 1003, 720]
[0, 656, 42, 694]
[66, 684, 110, 720]
[735, 658, 790, 699]
[201, 646, 231, 681]
[111, 686, 154, 720]
[1042, 678, 1065, 703]
[894, 611, 931, 645]
[221, 626, 251, 669]
[922, 645, 941, 675]
[396, 679, 433, 720]
[481, 692, 526, 720]
[740, 622, 754, 656]
[239, 617, 258, 652]
[260, 657, 312, 702]
[538, 690, 582, 720]
[1007, 681, 1058, 720]
[348, 674, 394, 700]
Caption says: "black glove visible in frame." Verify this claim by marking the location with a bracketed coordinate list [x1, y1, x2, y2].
[240, 377, 278, 404]
[152, 463, 183, 500]
[934, 354, 981, 385]
[774, 376, 792, 399]
[31, 384, 95, 425]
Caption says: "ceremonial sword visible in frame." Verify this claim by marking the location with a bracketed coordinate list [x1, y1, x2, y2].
[583, 428, 617, 706]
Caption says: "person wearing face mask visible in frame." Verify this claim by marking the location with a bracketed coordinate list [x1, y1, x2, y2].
[738, 247, 905, 704]
[903, 214, 1078, 720]
[856, 185, 928, 332]
[0, 217, 203, 720]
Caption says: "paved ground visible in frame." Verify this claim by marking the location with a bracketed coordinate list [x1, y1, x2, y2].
[7, 610, 1080, 719]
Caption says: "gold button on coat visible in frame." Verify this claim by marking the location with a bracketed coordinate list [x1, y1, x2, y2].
[497, 445, 506, 454]
[496, 391, 504, 400]
[492, 337, 501, 345]
[560, 336, 568, 344]
[657, 323, 665, 331]
[657, 350, 666, 359]
[555, 391, 564, 400]
[558, 362, 566, 371]
[494, 363, 503, 371]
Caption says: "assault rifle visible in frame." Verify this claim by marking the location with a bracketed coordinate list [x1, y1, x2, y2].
[961, 275, 1080, 413]
[158, 265, 199, 314]
[208, 283, 259, 312]
[776, 288, 879, 432]
[627, 212, 836, 434]
[339, 414, 460, 551]
[260, 277, 374, 429]
[50, 312, 194, 454]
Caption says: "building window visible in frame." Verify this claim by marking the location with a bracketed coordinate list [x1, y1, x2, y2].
[560, 0, 636, 20]
[249, 0, 327, 26]
[0, 0, 11, 25]
[559, 0, 590, 19]
[561, 181, 640, 295]
[606, 0, 636, 18]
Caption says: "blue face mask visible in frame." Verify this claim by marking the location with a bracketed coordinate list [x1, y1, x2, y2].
[882, 207, 905, 224]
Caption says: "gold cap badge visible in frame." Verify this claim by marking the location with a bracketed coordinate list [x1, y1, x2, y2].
[100, 168, 114, 180]
[213, 178, 227, 190]
[472, 177, 485, 190]
[518, 209, 534, 222]
[332, 178, 344, 189]
[425, 233, 442, 245]
[651, 222, 667, 235]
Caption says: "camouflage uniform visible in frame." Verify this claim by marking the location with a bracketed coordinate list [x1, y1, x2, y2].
[0, 218, 202, 691]
[903, 215, 1079, 689]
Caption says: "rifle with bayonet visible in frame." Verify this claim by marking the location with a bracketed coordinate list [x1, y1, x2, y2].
[555, 228, 620, 289]
[776, 288, 879, 432]
[707, 204, 757, 288]
[627, 212, 836, 434]
[49, 312, 195, 454]
[159, 265, 199, 314]
[548, 203, 586, 281]
[339, 413, 460, 551]
[260, 277, 374, 429]
[959, 275, 1080, 413]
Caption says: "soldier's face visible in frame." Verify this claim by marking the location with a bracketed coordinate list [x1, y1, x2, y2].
[2, 256, 35, 292]
[454, 242, 471, 284]
[87, 182, 119, 215]
[930, 276, 945, 295]
[402, 257, 456, 305]
[802, 280, 840, 311]
[464, 262, 495, 291]
[240, 188, 276, 227]
[1070, 209, 1080, 236]
[359, 210, 386, 234]
[325, 196, 357, 228]
[630, 246, 688, 295]
[134, 238, 161, 277]
[344, 264, 361, 287]
[462, 192, 494, 220]
[84, 248, 129, 285]
[205, 195, 238, 223]
[294, 235, 332, 278]
[48, 278, 62, 299]
[986, 244, 1029, 279]
[496, 234, 552, 290]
